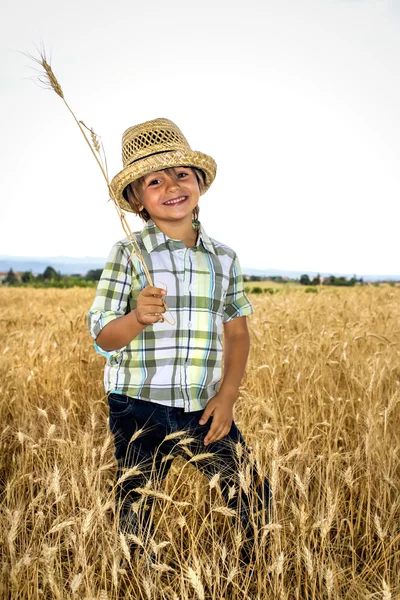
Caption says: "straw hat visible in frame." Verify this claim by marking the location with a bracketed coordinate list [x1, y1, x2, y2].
[110, 118, 217, 212]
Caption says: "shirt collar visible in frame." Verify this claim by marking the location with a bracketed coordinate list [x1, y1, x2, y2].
[140, 218, 216, 255]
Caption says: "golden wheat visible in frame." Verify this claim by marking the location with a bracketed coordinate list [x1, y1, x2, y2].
[0, 285, 399, 598]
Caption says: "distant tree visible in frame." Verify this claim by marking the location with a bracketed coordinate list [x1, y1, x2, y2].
[4, 268, 18, 285]
[43, 266, 60, 281]
[300, 274, 311, 286]
[335, 276, 348, 286]
[86, 269, 103, 281]
[323, 275, 355, 287]
[21, 271, 34, 283]
[311, 274, 321, 285]
[323, 275, 335, 285]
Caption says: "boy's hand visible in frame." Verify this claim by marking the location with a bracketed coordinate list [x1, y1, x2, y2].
[135, 286, 166, 326]
[199, 392, 236, 446]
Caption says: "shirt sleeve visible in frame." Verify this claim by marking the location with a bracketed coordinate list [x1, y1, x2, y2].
[87, 242, 135, 352]
[223, 253, 254, 323]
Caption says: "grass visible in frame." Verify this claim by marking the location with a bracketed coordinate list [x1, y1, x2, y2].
[0, 286, 399, 599]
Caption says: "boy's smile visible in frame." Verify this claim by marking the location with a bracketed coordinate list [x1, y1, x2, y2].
[163, 195, 188, 206]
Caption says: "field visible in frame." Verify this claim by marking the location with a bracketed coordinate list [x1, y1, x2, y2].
[1, 286, 399, 599]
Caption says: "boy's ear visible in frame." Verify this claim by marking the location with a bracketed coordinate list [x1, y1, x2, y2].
[126, 184, 144, 212]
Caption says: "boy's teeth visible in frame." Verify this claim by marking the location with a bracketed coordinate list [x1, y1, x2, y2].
[165, 197, 185, 205]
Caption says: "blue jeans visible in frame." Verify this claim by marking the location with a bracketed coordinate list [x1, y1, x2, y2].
[108, 393, 272, 556]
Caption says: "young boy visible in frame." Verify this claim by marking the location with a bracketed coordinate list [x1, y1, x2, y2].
[88, 118, 271, 563]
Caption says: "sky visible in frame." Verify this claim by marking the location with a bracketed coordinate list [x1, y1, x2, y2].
[1, 0, 399, 276]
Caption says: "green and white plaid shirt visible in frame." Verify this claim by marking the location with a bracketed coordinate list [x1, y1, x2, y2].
[87, 218, 254, 412]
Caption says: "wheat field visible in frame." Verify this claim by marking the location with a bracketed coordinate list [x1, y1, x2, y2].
[0, 286, 399, 599]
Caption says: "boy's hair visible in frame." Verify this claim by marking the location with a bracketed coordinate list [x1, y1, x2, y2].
[124, 166, 204, 223]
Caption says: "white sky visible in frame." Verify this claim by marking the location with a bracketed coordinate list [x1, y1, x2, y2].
[1, 0, 399, 275]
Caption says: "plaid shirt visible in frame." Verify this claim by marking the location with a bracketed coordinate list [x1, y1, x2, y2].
[87, 218, 254, 412]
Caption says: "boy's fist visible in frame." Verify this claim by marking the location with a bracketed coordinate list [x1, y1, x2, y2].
[135, 286, 167, 326]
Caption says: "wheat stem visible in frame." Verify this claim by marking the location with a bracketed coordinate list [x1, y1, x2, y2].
[29, 49, 176, 325]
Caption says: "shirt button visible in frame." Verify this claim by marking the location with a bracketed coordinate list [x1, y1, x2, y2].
[188, 284, 192, 292]
[188, 321, 192, 328]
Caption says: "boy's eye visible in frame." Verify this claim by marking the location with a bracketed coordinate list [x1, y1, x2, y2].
[148, 179, 161, 186]
[177, 171, 189, 178]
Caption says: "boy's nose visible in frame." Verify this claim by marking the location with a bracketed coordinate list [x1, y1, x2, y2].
[165, 174, 179, 191]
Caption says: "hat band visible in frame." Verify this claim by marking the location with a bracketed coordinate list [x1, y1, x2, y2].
[126, 148, 179, 167]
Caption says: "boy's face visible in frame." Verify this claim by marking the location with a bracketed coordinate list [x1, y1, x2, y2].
[128, 167, 200, 226]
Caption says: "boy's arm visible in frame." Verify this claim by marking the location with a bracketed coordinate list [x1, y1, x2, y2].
[200, 316, 251, 445]
[95, 307, 146, 352]
[219, 316, 251, 400]
[199, 252, 254, 446]
[88, 240, 167, 352]
[95, 286, 166, 351]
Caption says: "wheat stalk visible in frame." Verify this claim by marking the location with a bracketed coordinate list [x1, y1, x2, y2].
[163, 430, 187, 441]
[188, 452, 215, 463]
[28, 49, 175, 325]
[209, 472, 220, 489]
[116, 466, 143, 485]
[382, 579, 392, 600]
[212, 506, 236, 517]
[303, 545, 314, 580]
[70, 573, 83, 594]
[119, 532, 132, 564]
[186, 566, 205, 600]
[151, 562, 174, 572]
[133, 487, 190, 506]
[325, 568, 334, 598]
[177, 436, 197, 446]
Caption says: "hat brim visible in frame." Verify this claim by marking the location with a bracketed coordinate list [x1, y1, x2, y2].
[109, 149, 217, 213]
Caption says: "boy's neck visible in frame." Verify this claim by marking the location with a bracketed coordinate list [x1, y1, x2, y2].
[150, 217, 199, 248]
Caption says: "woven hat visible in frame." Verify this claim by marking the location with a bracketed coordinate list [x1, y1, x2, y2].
[110, 118, 217, 212]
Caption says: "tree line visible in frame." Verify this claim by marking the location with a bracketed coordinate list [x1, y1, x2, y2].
[2, 267, 103, 288]
[299, 274, 363, 286]
[2, 268, 392, 289]
[245, 274, 364, 286]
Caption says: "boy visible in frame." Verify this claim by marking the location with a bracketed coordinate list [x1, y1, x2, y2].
[88, 118, 271, 563]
